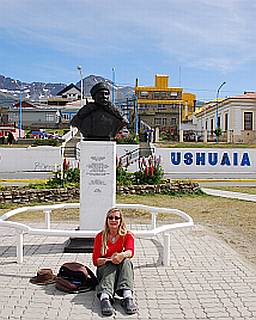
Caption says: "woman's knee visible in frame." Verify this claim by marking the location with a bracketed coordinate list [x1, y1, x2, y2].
[122, 258, 133, 267]
[120, 259, 133, 272]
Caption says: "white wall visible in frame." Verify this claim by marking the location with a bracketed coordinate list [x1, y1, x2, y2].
[0, 147, 62, 172]
[0, 144, 139, 173]
[3, 145, 255, 177]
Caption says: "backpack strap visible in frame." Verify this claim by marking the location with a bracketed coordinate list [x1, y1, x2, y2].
[85, 266, 99, 289]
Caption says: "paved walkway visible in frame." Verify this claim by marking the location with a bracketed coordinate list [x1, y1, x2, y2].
[202, 188, 256, 202]
[0, 218, 256, 320]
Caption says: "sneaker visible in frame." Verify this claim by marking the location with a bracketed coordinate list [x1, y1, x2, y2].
[121, 297, 137, 314]
[100, 298, 113, 316]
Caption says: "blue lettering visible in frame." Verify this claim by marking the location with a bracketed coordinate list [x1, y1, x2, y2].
[196, 153, 206, 165]
[171, 152, 181, 165]
[208, 153, 218, 166]
[241, 153, 251, 166]
[233, 152, 238, 166]
[184, 152, 193, 165]
[221, 153, 231, 166]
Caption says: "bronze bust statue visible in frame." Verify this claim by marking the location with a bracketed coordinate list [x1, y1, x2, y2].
[71, 82, 127, 140]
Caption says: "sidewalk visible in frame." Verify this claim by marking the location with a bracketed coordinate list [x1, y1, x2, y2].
[202, 187, 256, 202]
[0, 221, 256, 319]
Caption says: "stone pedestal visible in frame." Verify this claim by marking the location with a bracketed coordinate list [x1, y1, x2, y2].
[80, 141, 116, 230]
[64, 141, 116, 253]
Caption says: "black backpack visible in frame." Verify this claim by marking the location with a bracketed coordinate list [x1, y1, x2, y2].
[55, 262, 98, 293]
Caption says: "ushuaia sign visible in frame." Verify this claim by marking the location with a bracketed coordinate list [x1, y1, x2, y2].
[156, 148, 256, 174]
[170, 151, 251, 167]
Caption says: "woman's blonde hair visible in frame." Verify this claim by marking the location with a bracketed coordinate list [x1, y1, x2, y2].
[101, 208, 127, 256]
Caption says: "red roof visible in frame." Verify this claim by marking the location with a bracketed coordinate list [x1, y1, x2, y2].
[232, 92, 256, 99]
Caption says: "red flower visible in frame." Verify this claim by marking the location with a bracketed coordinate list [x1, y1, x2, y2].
[151, 165, 154, 176]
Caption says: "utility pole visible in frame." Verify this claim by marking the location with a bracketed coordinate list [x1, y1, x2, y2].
[77, 65, 84, 108]
[13, 80, 23, 139]
[215, 81, 226, 143]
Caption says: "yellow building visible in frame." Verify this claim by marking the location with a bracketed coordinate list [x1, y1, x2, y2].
[134, 74, 196, 135]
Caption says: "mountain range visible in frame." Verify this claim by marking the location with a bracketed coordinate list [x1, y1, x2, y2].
[0, 74, 134, 106]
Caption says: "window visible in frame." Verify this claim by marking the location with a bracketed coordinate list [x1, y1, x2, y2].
[170, 92, 178, 97]
[210, 118, 214, 132]
[205, 120, 208, 130]
[224, 113, 228, 131]
[217, 116, 220, 128]
[140, 91, 149, 98]
[154, 118, 161, 125]
[171, 117, 177, 125]
[45, 113, 55, 122]
[153, 92, 160, 98]
[154, 117, 167, 126]
[8, 113, 18, 121]
[244, 112, 253, 130]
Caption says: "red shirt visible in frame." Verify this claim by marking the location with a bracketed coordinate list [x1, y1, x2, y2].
[92, 231, 135, 266]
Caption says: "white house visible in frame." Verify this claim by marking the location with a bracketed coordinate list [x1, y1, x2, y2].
[195, 92, 256, 143]
[56, 83, 81, 100]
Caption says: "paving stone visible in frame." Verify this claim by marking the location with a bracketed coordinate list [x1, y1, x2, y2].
[1, 222, 256, 320]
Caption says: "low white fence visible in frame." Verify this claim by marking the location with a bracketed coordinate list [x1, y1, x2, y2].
[0, 203, 194, 266]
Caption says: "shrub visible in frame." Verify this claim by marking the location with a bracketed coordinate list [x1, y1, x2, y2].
[116, 166, 133, 186]
[115, 132, 139, 144]
[38, 168, 80, 188]
[28, 155, 164, 189]
[32, 138, 61, 146]
[214, 128, 222, 136]
[116, 157, 133, 186]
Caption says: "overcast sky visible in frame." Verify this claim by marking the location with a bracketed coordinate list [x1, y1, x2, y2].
[0, 0, 255, 100]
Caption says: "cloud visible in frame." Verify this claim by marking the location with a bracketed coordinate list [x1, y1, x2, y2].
[0, 0, 255, 73]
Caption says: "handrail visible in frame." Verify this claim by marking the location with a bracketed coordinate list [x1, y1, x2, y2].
[119, 148, 155, 167]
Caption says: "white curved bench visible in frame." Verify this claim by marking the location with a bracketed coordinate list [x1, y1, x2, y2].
[0, 203, 194, 266]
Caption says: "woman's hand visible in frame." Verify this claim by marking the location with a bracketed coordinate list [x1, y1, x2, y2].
[111, 250, 132, 264]
[97, 257, 111, 266]
[111, 252, 125, 264]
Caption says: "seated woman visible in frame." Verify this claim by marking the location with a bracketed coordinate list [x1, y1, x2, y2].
[92, 207, 137, 316]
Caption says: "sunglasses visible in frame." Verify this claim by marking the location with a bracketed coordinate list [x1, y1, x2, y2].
[108, 216, 121, 221]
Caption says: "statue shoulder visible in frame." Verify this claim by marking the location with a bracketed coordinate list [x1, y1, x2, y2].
[77, 102, 96, 118]
[107, 103, 127, 123]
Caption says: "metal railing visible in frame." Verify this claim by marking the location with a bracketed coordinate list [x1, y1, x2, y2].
[119, 147, 155, 168]
[0, 203, 194, 266]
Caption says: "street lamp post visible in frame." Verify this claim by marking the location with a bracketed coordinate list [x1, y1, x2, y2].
[14, 80, 23, 139]
[134, 95, 139, 136]
[77, 65, 84, 108]
[215, 81, 226, 143]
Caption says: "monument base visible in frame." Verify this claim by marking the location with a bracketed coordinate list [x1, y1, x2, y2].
[64, 237, 94, 253]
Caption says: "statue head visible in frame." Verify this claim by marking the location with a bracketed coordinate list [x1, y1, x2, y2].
[90, 82, 110, 107]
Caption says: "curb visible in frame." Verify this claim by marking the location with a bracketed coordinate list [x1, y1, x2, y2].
[191, 179, 256, 183]
[0, 179, 47, 183]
